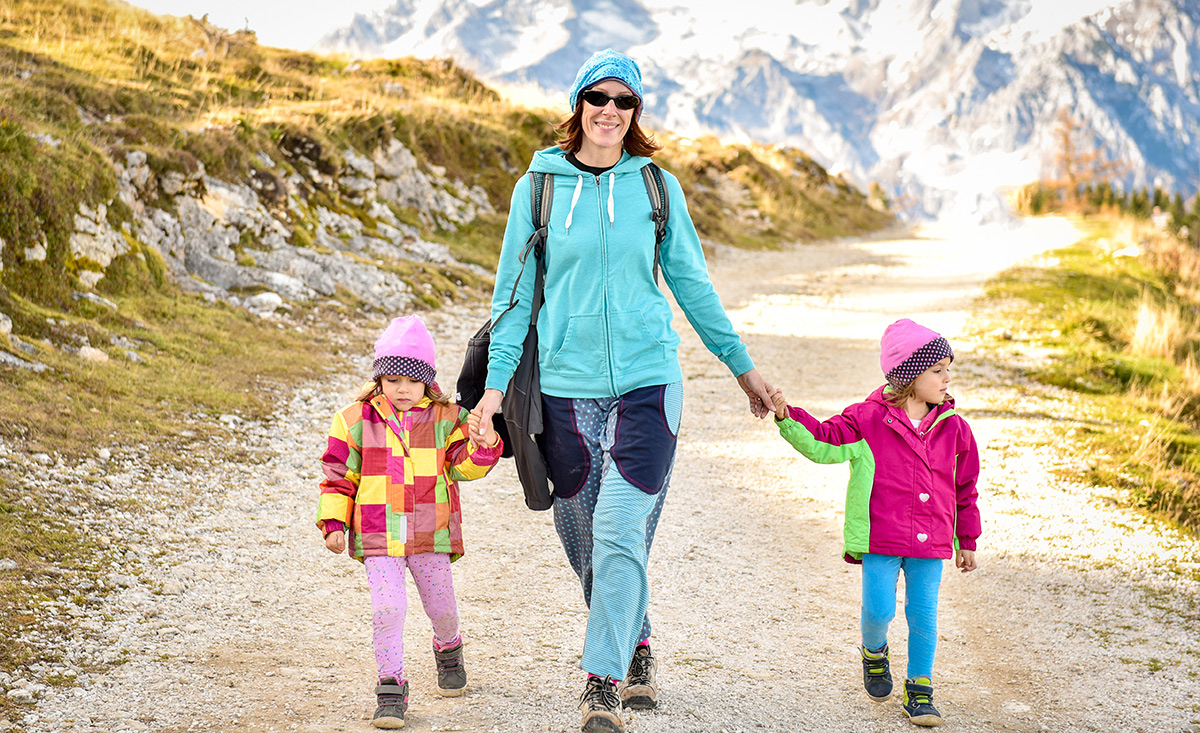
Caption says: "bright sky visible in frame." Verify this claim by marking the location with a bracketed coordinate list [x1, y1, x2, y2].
[127, 0, 387, 50]
[127, 0, 1122, 55]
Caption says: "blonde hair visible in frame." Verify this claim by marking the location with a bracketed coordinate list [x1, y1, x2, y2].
[356, 377, 452, 406]
[882, 381, 916, 407]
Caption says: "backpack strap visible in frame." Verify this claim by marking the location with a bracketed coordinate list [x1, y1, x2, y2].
[492, 172, 553, 330]
[641, 163, 670, 284]
[526, 171, 552, 325]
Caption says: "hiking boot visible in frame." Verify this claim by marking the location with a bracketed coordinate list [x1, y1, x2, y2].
[902, 677, 943, 727]
[434, 640, 467, 697]
[578, 675, 624, 733]
[619, 644, 658, 709]
[861, 644, 893, 701]
[372, 677, 408, 729]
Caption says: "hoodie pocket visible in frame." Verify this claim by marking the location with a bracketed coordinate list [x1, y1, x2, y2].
[549, 314, 607, 374]
[608, 310, 671, 370]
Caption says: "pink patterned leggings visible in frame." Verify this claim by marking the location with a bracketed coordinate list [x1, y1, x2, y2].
[363, 553, 461, 681]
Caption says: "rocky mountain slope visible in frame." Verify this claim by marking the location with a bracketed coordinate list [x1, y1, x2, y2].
[0, 0, 889, 376]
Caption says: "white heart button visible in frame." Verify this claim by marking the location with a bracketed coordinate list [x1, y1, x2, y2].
[917, 533, 928, 542]
[919, 493, 930, 502]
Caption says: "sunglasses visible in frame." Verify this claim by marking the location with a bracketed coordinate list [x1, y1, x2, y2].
[580, 90, 641, 110]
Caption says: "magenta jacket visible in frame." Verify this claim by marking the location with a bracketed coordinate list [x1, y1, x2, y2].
[776, 386, 981, 564]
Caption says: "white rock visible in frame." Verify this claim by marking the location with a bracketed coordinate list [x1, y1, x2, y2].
[78, 346, 109, 363]
[244, 292, 283, 316]
[0, 313, 11, 335]
[5, 689, 33, 704]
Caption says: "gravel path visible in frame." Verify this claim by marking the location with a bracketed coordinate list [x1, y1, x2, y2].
[8, 217, 1199, 733]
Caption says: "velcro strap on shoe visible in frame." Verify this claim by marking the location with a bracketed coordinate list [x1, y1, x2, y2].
[375, 683, 406, 695]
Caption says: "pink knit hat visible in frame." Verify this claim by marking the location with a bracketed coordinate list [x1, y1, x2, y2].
[373, 315, 437, 383]
[880, 318, 953, 389]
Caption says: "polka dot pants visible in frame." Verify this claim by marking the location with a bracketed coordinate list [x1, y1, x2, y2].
[552, 382, 681, 679]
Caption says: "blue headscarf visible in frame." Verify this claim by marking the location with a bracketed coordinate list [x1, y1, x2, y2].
[568, 49, 644, 115]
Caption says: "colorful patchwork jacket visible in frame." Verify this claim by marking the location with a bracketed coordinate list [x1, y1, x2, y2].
[775, 386, 981, 564]
[317, 395, 502, 561]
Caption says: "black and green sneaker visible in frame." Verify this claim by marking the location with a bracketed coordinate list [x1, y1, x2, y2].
[372, 677, 408, 729]
[861, 644, 893, 701]
[902, 677, 943, 727]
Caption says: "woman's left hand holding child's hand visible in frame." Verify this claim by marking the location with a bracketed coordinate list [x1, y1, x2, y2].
[955, 549, 977, 573]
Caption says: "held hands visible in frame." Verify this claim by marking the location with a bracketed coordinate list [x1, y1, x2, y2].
[468, 388, 504, 449]
[467, 407, 500, 450]
[737, 368, 776, 419]
[770, 387, 788, 420]
[955, 549, 977, 573]
[324, 530, 345, 554]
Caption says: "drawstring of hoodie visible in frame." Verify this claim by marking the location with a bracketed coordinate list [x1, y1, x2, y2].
[562, 172, 618, 234]
[607, 171, 615, 227]
[564, 175, 584, 234]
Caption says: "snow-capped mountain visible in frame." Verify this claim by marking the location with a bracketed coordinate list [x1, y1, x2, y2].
[316, 0, 1200, 221]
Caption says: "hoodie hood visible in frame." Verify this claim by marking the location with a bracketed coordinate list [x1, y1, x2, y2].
[527, 145, 651, 176]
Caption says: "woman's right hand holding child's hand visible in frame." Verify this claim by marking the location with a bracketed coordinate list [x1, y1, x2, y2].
[467, 409, 499, 450]
[770, 388, 789, 421]
[324, 530, 345, 554]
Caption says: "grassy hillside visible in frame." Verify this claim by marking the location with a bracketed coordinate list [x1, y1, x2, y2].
[973, 216, 1200, 532]
[0, 0, 893, 702]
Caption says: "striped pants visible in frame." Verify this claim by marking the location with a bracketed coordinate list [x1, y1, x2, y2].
[548, 383, 682, 680]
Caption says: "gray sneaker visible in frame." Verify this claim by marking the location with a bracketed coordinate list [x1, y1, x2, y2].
[372, 677, 408, 729]
[579, 675, 624, 733]
[434, 641, 467, 697]
[619, 644, 658, 710]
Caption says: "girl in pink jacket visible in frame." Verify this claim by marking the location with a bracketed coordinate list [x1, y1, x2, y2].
[770, 319, 980, 728]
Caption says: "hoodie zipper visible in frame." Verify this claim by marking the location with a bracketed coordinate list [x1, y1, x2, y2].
[593, 173, 617, 395]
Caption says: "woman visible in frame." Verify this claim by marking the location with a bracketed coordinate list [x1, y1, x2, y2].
[471, 48, 775, 733]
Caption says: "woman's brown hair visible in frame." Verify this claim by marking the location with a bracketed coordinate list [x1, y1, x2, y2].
[553, 104, 662, 158]
[356, 377, 452, 406]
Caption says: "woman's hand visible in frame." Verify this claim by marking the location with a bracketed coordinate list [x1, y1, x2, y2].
[469, 389, 505, 446]
[955, 549, 977, 573]
[467, 408, 500, 449]
[325, 530, 345, 554]
[737, 368, 776, 419]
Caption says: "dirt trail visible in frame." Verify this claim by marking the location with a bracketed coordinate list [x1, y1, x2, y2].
[21, 217, 1199, 733]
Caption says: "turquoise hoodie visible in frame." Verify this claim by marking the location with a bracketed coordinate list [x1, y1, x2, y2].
[486, 146, 754, 398]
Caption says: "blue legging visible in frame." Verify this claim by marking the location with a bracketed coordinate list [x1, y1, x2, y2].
[861, 553, 943, 680]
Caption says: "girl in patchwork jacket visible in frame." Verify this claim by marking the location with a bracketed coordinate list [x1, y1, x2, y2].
[317, 315, 503, 730]
[769, 319, 980, 728]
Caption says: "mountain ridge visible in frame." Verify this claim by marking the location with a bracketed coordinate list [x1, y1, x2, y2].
[316, 0, 1200, 221]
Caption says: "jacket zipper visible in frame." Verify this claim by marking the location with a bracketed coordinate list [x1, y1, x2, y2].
[594, 173, 616, 395]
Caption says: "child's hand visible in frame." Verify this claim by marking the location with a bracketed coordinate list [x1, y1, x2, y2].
[955, 549, 977, 572]
[467, 410, 499, 449]
[770, 388, 788, 420]
[325, 530, 345, 554]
